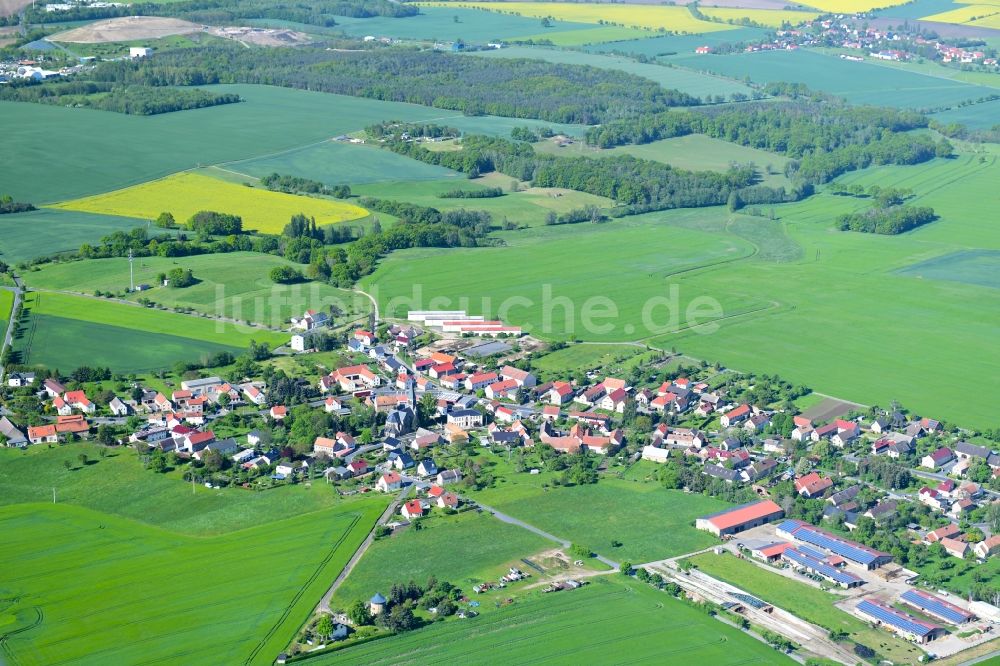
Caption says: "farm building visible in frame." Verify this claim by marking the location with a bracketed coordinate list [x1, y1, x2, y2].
[900, 589, 974, 625]
[782, 547, 863, 588]
[856, 599, 945, 643]
[695, 500, 784, 537]
[776, 519, 892, 570]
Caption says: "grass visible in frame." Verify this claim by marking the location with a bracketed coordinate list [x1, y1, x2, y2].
[585, 27, 770, 58]
[533, 133, 792, 188]
[933, 98, 1000, 129]
[316, 577, 793, 665]
[531, 342, 645, 379]
[353, 176, 614, 227]
[514, 25, 654, 45]
[468, 46, 754, 97]
[419, 2, 737, 33]
[0, 289, 12, 336]
[0, 209, 151, 264]
[52, 172, 369, 234]
[469, 477, 729, 562]
[21, 252, 369, 328]
[700, 7, 820, 27]
[331, 511, 551, 609]
[670, 48, 998, 110]
[687, 552, 925, 664]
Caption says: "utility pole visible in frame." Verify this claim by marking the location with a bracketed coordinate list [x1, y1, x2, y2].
[128, 248, 134, 292]
[52, 487, 56, 503]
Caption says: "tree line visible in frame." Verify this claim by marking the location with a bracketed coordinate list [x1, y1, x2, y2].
[0, 80, 240, 115]
[836, 205, 937, 235]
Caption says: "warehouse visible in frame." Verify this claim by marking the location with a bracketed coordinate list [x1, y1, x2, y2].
[782, 547, 864, 588]
[857, 599, 945, 643]
[695, 500, 784, 537]
[900, 589, 974, 625]
[776, 519, 893, 570]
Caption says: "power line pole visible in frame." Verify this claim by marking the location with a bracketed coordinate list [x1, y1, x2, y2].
[128, 248, 134, 292]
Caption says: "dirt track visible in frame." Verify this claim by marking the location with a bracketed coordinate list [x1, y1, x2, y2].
[49, 16, 203, 43]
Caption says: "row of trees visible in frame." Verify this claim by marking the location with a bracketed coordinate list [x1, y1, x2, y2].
[0, 194, 34, 214]
[836, 205, 937, 235]
[0, 80, 240, 116]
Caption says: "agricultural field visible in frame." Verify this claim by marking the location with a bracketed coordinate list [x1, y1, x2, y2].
[700, 7, 820, 27]
[671, 49, 999, 109]
[0, 289, 12, 337]
[0, 495, 386, 664]
[922, 2, 1000, 25]
[352, 176, 614, 227]
[21, 252, 369, 327]
[799, 0, 912, 11]
[933, 98, 1000, 128]
[52, 172, 369, 234]
[48, 16, 202, 42]
[318, 577, 792, 665]
[687, 553, 924, 664]
[0, 209, 153, 265]
[515, 24, 654, 45]
[13, 291, 286, 372]
[469, 477, 728, 563]
[468, 46, 755, 97]
[586, 26, 770, 57]
[896, 249, 1000, 290]
[533, 134, 793, 188]
[418, 2, 736, 33]
[530, 343, 647, 380]
[331, 511, 551, 610]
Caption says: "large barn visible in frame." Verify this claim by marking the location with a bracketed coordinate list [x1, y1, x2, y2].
[695, 500, 785, 537]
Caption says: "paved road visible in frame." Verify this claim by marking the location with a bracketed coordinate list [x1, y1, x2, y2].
[0, 274, 24, 381]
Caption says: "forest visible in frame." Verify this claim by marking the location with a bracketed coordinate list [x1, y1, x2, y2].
[836, 205, 937, 235]
[0, 81, 240, 115]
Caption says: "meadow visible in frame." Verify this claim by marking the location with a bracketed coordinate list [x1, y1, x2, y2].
[0, 209, 151, 264]
[586, 27, 770, 57]
[687, 552, 924, 664]
[418, 2, 735, 33]
[52, 172, 369, 234]
[317, 577, 792, 665]
[468, 46, 755, 97]
[700, 7, 820, 27]
[331, 511, 551, 609]
[469, 477, 728, 562]
[21, 252, 369, 327]
[671, 49, 998, 109]
[932, 98, 1000, 128]
[0, 289, 12, 333]
[530, 342, 646, 380]
[514, 24, 653, 45]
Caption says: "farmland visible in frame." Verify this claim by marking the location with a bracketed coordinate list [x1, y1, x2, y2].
[0, 495, 386, 665]
[468, 477, 728, 563]
[530, 343, 647, 380]
[671, 49, 998, 109]
[687, 552, 924, 664]
[13, 291, 287, 372]
[700, 7, 820, 27]
[922, 3, 1000, 25]
[0, 209, 151, 264]
[587, 27, 770, 57]
[799, 0, 912, 11]
[20, 252, 369, 327]
[418, 2, 736, 33]
[52, 172, 369, 234]
[0, 289, 12, 337]
[331, 511, 551, 610]
[316, 577, 792, 665]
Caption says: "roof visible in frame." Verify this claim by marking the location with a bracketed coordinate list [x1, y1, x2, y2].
[857, 599, 940, 637]
[700, 500, 783, 531]
[755, 542, 793, 558]
[783, 548, 862, 586]
[777, 519, 890, 566]
[370, 592, 387, 604]
[927, 446, 953, 463]
[901, 589, 973, 624]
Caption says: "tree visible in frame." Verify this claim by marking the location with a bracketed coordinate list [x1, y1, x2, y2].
[347, 599, 372, 626]
[269, 265, 304, 284]
[166, 267, 195, 288]
[989, 502, 1000, 535]
[154, 212, 176, 228]
[437, 597, 456, 616]
[78, 453, 88, 466]
[620, 561, 633, 576]
[202, 448, 224, 472]
[315, 615, 334, 638]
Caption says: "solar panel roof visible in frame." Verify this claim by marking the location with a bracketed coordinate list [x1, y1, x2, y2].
[901, 589, 972, 624]
[784, 549, 862, 586]
[858, 599, 938, 637]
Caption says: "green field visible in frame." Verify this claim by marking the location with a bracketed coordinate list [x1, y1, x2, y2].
[469, 46, 754, 98]
[469, 478, 728, 562]
[670, 49, 997, 110]
[534, 133, 792, 187]
[22, 252, 369, 328]
[933, 98, 1000, 129]
[515, 24, 653, 45]
[688, 552, 924, 664]
[0, 209, 152, 264]
[0, 289, 12, 336]
[353, 176, 614, 227]
[13, 291, 287, 372]
[586, 27, 770, 57]
[531, 342, 646, 379]
[0, 444, 388, 665]
[317, 577, 793, 665]
[896, 249, 1000, 289]
[331, 511, 551, 609]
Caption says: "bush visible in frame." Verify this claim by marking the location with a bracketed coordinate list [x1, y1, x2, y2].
[270, 265, 304, 284]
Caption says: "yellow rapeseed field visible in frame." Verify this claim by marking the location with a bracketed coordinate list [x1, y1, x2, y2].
[923, 3, 1000, 23]
[418, 2, 734, 33]
[52, 172, 368, 233]
[797, 0, 912, 12]
[700, 7, 819, 27]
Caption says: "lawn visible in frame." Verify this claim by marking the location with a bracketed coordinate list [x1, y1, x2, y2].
[531, 342, 646, 380]
[688, 552, 925, 664]
[316, 577, 793, 665]
[469, 477, 729, 562]
[0, 288, 12, 336]
[700, 7, 820, 26]
[331, 511, 551, 610]
[671, 49, 998, 110]
[420, 2, 736, 33]
[0, 209, 151, 264]
[468, 46, 754, 97]
[22, 252, 369, 328]
[52, 172, 369, 234]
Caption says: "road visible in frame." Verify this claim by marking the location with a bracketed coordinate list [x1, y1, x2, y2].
[353, 288, 378, 327]
[0, 274, 24, 382]
[315, 485, 411, 614]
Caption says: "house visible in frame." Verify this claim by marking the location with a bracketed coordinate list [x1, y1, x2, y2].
[325, 365, 381, 393]
[828, 485, 860, 508]
[831, 429, 858, 448]
[955, 441, 991, 461]
[28, 424, 59, 444]
[55, 415, 89, 437]
[63, 390, 95, 414]
[437, 469, 462, 485]
[791, 425, 814, 442]
[401, 499, 424, 519]
[465, 372, 499, 392]
[940, 537, 969, 559]
[922, 447, 954, 470]
[376, 472, 402, 492]
[6, 371, 35, 387]
[795, 472, 833, 498]
[354, 330, 376, 347]
[974, 535, 1000, 559]
[485, 379, 519, 400]
[950, 499, 975, 518]
[108, 396, 129, 417]
[597, 388, 628, 414]
[500, 366, 535, 388]
[641, 445, 671, 463]
[42, 378, 66, 398]
[865, 500, 898, 522]
[720, 404, 751, 427]
[270, 405, 288, 421]
[290, 309, 329, 331]
[548, 382, 574, 405]
[243, 385, 267, 406]
[447, 409, 483, 429]
[325, 396, 343, 413]
[437, 492, 459, 509]
[347, 460, 369, 476]
[704, 464, 740, 483]
[743, 458, 778, 482]
[925, 523, 961, 544]
[411, 430, 442, 451]
[417, 459, 438, 477]
[392, 452, 415, 470]
[0, 417, 28, 447]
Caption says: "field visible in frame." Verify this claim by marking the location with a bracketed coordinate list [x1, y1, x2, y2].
[469, 477, 728, 562]
[671, 49, 998, 109]
[331, 511, 551, 609]
[418, 2, 736, 33]
[317, 577, 792, 665]
[534, 134, 792, 187]
[48, 16, 202, 42]
[531, 343, 646, 379]
[896, 249, 1000, 289]
[922, 3, 1000, 25]
[586, 27, 770, 57]
[13, 291, 287, 372]
[700, 7, 820, 26]
[800, 0, 913, 10]
[468, 46, 754, 97]
[688, 552, 925, 664]
[0, 289, 12, 339]
[352, 176, 614, 227]
[932, 98, 1000, 128]
[52, 172, 369, 234]
[0, 209, 153, 264]
[21, 252, 369, 327]
[515, 24, 654, 45]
